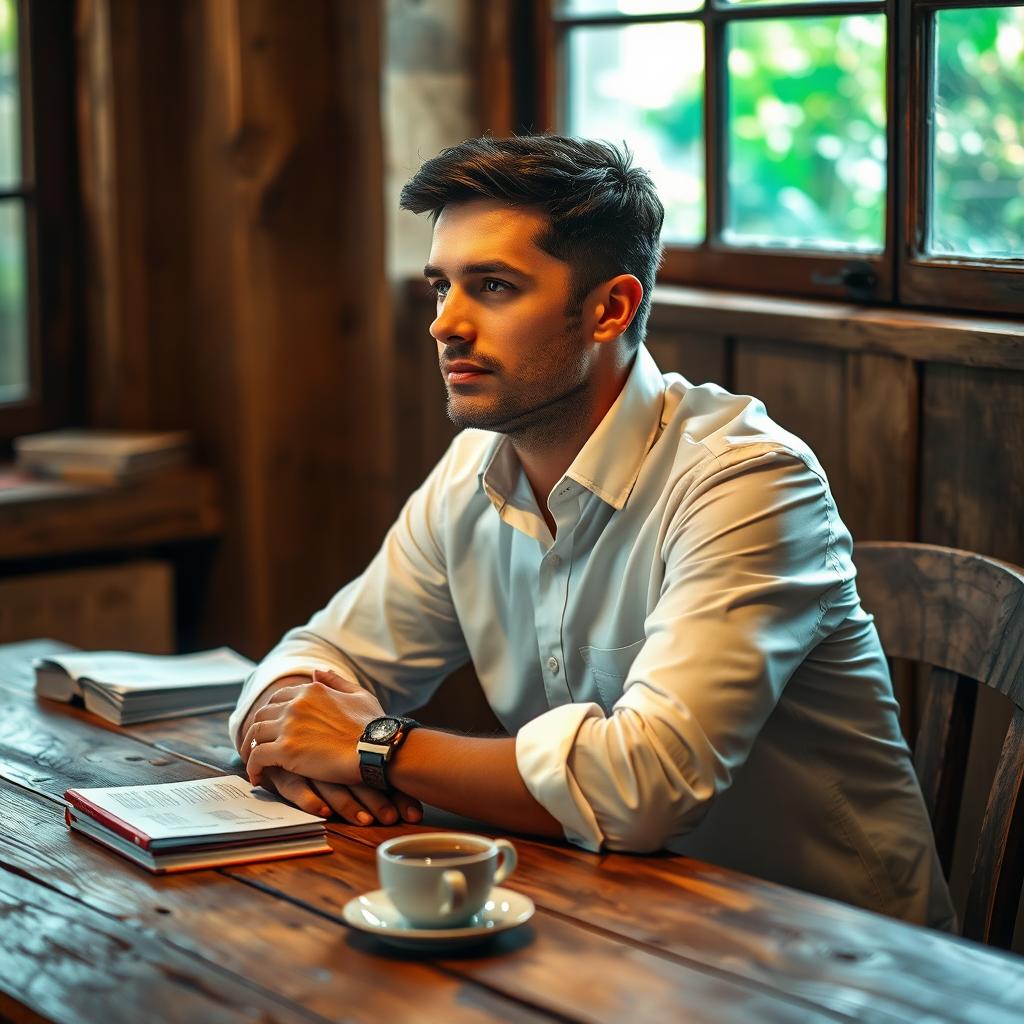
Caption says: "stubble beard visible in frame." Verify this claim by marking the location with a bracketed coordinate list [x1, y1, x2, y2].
[444, 319, 594, 452]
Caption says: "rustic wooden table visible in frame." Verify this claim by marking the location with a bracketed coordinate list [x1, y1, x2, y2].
[2, 640, 1024, 1024]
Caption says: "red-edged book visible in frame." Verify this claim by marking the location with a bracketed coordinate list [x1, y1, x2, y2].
[64, 775, 330, 873]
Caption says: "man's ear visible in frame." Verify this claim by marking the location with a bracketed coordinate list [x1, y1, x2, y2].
[590, 274, 644, 344]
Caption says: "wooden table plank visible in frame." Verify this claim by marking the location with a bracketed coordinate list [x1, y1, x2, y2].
[0, 639, 251, 773]
[0, 780, 545, 1024]
[0, 676, 843, 1022]
[241, 827, 1024, 1024]
[0, 865, 320, 1024]
[5, 642, 1024, 1024]
[233, 835, 840, 1024]
[328, 821, 1024, 1023]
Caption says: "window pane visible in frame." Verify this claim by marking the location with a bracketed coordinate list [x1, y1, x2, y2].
[565, 23, 705, 243]
[0, 0, 20, 188]
[0, 200, 28, 403]
[930, 6, 1024, 259]
[727, 0, 859, 5]
[725, 15, 887, 251]
[558, 1, 702, 16]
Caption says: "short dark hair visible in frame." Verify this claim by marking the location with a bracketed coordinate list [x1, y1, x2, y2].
[400, 134, 664, 350]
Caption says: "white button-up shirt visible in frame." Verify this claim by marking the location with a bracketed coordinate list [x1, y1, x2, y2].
[230, 344, 954, 928]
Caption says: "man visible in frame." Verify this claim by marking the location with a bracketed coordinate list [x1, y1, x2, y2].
[234, 134, 955, 928]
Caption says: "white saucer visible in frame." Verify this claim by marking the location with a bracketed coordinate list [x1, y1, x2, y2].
[342, 886, 535, 951]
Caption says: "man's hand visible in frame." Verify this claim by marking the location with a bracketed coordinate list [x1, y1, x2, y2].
[260, 764, 422, 826]
[240, 670, 421, 826]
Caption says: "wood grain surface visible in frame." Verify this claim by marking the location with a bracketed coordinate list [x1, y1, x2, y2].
[2, 642, 1024, 1023]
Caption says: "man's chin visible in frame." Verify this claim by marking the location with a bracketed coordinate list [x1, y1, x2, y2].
[446, 397, 518, 433]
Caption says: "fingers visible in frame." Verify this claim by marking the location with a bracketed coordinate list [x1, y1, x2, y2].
[348, 784, 405, 826]
[245, 737, 284, 786]
[312, 667, 361, 693]
[240, 716, 282, 770]
[313, 780, 380, 826]
[388, 790, 423, 823]
[260, 767, 330, 818]
[312, 782, 420, 826]
[266, 684, 305, 705]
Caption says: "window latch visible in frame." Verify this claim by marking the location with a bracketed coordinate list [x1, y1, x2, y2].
[810, 261, 878, 294]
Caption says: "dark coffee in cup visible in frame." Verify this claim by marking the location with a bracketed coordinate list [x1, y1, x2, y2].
[376, 832, 518, 927]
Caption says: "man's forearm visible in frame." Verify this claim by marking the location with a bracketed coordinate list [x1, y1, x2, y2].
[387, 729, 564, 839]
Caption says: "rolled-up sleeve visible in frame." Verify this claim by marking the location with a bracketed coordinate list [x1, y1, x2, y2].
[228, 447, 470, 748]
[516, 445, 849, 852]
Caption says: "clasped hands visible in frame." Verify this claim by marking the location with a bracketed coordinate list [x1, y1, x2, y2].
[239, 668, 422, 827]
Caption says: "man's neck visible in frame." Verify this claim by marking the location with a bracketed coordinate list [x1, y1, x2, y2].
[513, 356, 633, 539]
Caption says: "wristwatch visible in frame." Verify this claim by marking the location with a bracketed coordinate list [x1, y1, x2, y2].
[356, 716, 418, 790]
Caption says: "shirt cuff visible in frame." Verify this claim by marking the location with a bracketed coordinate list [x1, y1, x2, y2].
[227, 656, 361, 750]
[515, 701, 606, 851]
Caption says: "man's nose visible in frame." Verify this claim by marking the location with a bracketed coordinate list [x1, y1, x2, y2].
[429, 289, 476, 345]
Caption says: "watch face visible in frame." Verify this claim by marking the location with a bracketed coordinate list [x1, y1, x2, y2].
[366, 718, 401, 743]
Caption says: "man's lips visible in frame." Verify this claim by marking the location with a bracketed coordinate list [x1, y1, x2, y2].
[443, 362, 493, 384]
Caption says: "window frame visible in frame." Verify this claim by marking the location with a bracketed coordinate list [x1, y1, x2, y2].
[0, 0, 80, 442]
[899, 0, 1024, 315]
[532, 0, 1024, 316]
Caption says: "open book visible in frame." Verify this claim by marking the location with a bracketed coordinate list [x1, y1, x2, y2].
[64, 775, 330, 873]
[35, 647, 255, 725]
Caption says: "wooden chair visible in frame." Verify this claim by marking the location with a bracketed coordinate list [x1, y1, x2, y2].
[853, 541, 1024, 948]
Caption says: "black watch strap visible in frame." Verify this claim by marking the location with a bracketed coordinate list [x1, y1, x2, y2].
[358, 750, 388, 791]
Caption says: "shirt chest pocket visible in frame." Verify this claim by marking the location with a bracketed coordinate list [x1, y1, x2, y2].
[579, 639, 645, 711]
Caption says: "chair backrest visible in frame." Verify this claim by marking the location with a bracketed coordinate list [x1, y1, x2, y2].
[854, 541, 1024, 948]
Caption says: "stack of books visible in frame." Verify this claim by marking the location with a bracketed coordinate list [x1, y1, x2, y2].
[64, 776, 331, 873]
[35, 647, 255, 725]
[14, 428, 190, 485]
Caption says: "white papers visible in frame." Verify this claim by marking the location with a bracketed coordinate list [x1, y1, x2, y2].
[70, 775, 325, 844]
[37, 647, 254, 693]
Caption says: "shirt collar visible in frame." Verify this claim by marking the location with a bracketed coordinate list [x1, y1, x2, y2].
[478, 343, 666, 512]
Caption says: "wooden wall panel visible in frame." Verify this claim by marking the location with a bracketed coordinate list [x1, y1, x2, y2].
[733, 338, 849, 521]
[844, 353, 918, 542]
[77, 1, 395, 658]
[645, 330, 729, 389]
[0, 561, 173, 653]
[186, 0, 396, 655]
[77, 0, 154, 426]
[920, 365, 1024, 563]
[730, 341, 921, 546]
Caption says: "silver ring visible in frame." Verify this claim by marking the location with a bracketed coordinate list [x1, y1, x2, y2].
[250, 735, 258, 750]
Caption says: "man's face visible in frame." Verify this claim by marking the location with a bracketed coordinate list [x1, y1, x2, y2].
[424, 199, 595, 440]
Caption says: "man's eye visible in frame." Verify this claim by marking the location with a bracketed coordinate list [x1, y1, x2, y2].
[482, 279, 511, 294]
[430, 281, 450, 298]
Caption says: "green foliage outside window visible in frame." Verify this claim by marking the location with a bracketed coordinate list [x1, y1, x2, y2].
[0, 0, 17, 187]
[932, 6, 1024, 258]
[0, 0, 27, 401]
[566, 4, 1023, 258]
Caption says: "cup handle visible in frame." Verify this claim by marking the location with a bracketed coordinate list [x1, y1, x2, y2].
[493, 839, 517, 886]
[440, 870, 468, 917]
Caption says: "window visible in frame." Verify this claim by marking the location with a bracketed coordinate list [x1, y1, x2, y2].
[0, 0, 79, 439]
[540, 0, 1024, 314]
[0, 0, 27, 406]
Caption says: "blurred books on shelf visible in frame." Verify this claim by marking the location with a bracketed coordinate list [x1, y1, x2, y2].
[64, 776, 330, 873]
[13, 428, 191, 484]
[35, 647, 255, 725]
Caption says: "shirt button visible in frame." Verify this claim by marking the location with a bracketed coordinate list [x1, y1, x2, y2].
[547, 656, 560, 674]
[549, 555, 562, 569]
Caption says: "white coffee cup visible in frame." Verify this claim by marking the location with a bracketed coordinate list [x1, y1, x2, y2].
[376, 832, 518, 928]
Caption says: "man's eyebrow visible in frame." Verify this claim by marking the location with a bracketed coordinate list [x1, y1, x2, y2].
[422, 261, 534, 280]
